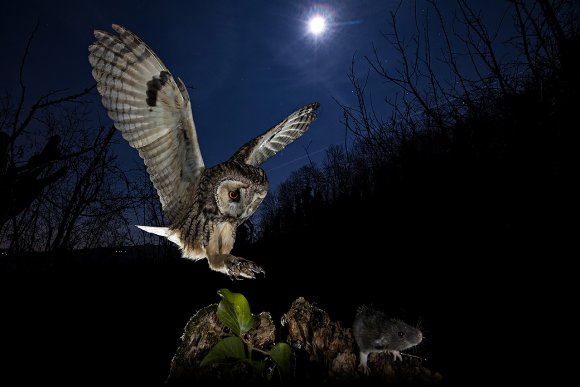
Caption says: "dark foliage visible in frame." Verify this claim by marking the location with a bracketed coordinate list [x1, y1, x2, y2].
[0, 132, 67, 227]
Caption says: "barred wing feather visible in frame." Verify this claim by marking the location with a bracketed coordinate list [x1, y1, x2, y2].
[231, 103, 319, 166]
[88, 24, 204, 223]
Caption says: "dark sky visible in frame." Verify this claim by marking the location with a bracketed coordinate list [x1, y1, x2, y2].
[1, 2, 527, 384]
[1, 0, 510, 189]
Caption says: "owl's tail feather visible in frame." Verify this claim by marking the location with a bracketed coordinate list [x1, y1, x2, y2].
[136, 225, 182, 247]
[136, 225, 169, 236]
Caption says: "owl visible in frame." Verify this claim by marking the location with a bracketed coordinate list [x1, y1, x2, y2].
[88, 24, 319, 279]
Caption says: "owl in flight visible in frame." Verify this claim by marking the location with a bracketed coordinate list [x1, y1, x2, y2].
[88, 24, 319, 279]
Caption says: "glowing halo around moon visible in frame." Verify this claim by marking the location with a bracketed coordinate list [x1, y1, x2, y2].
[308, 14, 327, 36]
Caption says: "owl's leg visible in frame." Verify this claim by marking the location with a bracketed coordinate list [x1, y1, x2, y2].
[207, 254, 265, 280]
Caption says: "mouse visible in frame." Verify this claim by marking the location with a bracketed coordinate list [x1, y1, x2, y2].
[353, 306, 423, 374]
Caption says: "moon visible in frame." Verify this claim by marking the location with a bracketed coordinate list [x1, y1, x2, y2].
[308, 15, 327, 36]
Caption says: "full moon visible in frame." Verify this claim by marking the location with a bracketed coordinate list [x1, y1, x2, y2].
[308, 15, 327, 35]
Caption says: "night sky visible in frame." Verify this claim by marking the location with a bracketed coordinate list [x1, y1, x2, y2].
[1, 1, 521, 385]
[1, 0, 509, 188]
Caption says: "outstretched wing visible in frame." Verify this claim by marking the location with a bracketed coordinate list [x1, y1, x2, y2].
[88, 24, 204, 223]
[230, 103, 319, 166]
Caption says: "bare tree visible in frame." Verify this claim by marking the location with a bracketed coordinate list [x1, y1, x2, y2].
[258, 0, 577, 245]
[0, 131, 66, 229]
[336, 0, 577, 161]
[0, 24, 153, 255]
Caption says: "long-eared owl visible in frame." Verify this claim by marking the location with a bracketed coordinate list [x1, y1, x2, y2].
[88, 24, 319, 279]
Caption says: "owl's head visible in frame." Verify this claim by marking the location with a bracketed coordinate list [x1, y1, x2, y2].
[212, 163, 269, 220]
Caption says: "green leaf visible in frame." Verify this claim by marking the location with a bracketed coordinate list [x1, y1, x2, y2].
[251, 359, 266, 376]
[217, 288, 255, 336]
[200, 336, 246, 367]
[268, 342, 292, 380]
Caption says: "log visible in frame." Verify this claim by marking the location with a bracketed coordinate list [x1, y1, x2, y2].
[166, 297, 442, 385]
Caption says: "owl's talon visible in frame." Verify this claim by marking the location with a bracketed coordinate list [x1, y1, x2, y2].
[90, 25, 319, 280]
[224, 255, 264, 280]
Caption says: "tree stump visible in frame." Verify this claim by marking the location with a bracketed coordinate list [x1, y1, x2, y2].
[167, 297, 442, 385]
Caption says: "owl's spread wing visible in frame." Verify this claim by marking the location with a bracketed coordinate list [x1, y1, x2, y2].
[230, 103, 319, 166]
[88, 24, 204, 223]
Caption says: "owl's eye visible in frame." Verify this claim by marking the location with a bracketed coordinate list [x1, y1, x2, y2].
[228, 190, 240, 201]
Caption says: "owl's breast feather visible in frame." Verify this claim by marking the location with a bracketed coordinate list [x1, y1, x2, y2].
[206, 221, 236, 255]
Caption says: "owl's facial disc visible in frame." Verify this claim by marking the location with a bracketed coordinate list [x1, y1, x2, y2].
[243, 191, 267, 218]
[216, 180, 266, 219]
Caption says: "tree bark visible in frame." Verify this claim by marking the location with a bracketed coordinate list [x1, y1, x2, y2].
[166, 297, 442, 385]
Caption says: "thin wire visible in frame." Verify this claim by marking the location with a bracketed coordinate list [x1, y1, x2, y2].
[265, 144, 335, 172]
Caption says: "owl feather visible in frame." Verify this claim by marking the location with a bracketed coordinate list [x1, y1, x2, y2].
[231, 102, 320, 166]
[89, 24, 203, 223]
[88, 24, 319, 279]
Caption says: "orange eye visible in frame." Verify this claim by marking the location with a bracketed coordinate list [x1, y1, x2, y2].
[228, 190, 239, 201]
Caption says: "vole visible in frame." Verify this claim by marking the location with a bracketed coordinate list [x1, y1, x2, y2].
[353, 306, 423, 374]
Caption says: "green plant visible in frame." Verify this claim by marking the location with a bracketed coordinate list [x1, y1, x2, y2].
[200, 288, 292, 380]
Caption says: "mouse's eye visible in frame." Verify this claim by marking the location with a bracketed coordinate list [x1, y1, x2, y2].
[229, 190, 240, 201]
[398, 331, 405, 337]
